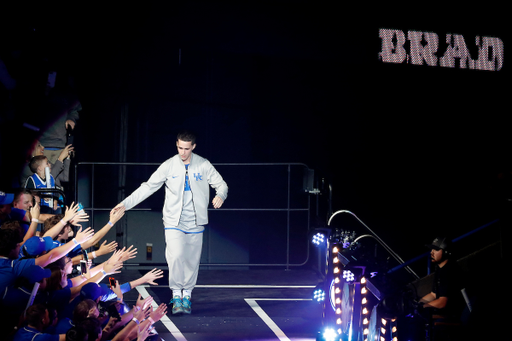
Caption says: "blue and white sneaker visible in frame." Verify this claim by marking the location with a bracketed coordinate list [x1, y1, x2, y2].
[182, 295, 192, 314]
[171, 296, 183, 314]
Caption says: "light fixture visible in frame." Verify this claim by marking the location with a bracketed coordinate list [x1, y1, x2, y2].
[312, 232, 325, 246]
[323, 328, 337, 341]
[313, 288, 325, 302]
[343, 270, 355, 282]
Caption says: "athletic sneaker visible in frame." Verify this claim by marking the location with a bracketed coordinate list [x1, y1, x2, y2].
[171, 296, 183, 314]
[182, 295, 192, 314]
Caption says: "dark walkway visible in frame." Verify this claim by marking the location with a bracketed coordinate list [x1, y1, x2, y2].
[114, 268, 323, 341]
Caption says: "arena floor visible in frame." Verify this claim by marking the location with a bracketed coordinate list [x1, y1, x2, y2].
[114, 268, 323, 341]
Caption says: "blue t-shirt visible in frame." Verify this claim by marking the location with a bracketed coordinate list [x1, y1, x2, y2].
[0, 207, 27, 230]
[0, 257, 36, 300]
[13, 326, 59, 341]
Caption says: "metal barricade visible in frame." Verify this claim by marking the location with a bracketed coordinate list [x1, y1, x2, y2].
[75, 162, 313, 269]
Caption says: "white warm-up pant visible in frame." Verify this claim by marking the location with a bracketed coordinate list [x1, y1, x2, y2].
[164, 228, 204, 291]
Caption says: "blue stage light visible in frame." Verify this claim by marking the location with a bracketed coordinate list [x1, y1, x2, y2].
[312, 232, 325, 246]
[343, 270, 355, 282]
[322, 327, 338, 341]
[313, 288, 326, 302]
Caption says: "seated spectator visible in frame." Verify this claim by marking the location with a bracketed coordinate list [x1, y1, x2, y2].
[24, 155, 59, 213]
[19, 141, 74, 189]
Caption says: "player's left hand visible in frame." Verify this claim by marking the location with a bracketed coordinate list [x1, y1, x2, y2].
[212, 196, 224, 209]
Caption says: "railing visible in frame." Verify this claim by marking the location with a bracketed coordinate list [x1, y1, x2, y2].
[75, 162, 313, 269]
[327, 209, 501, 278]
[30, 188, 66, 211]
[387, 218, 500, 275]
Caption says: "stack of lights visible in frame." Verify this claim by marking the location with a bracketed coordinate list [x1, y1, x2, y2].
[391, 319, 398, 341]
[331, 244, 343, 340]
[312, 233, 325, 246]
[361, 276, 369, 340]
[313, 289, 325, 302]
[323, 328, 337, 341]
[343, 270, 355, 282]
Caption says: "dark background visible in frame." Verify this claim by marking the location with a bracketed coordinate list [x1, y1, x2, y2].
[0, 3, 508, 265]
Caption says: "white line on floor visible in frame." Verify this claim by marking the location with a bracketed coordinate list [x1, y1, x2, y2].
[245, 298, 312, 341]
[136, 286, 187, 341]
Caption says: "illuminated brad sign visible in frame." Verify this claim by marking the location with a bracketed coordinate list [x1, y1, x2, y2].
[379, 28, 504, 71]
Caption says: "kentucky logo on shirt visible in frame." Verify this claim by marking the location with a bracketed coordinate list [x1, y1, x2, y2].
[193, 173, 203, 181]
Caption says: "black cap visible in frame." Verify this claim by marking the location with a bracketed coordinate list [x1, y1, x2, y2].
[425, 237, 451, 251]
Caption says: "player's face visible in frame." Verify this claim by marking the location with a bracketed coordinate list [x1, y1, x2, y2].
[176, 140, 196, 164]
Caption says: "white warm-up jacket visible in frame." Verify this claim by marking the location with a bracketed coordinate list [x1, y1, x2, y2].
[121, 153, 228, 229]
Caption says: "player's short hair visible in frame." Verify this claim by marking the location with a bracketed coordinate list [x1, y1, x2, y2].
[177, 130, 196, 145]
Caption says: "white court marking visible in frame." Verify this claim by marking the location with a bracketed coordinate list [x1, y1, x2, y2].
[245, 298, 313, 341]
[136, 286, 188, 341]
[136, 285, 315, 341]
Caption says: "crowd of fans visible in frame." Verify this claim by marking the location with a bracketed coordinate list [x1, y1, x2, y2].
[1, 44, 168, 341]
[0, 188, 167, 341]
